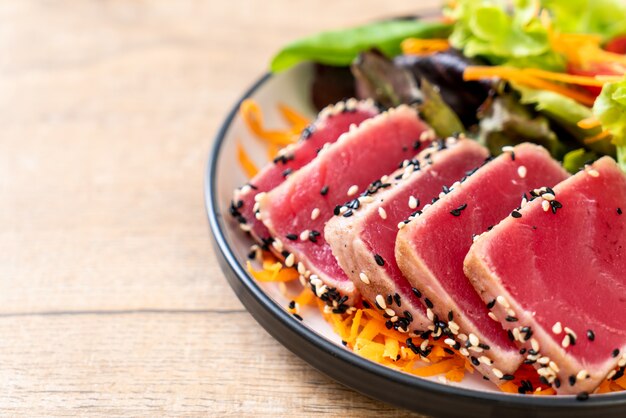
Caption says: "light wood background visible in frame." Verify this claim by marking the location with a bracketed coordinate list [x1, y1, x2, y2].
[0, 1, 438, 416]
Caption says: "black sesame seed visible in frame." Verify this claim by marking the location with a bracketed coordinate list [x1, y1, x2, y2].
[412, 288, 422, 298]
[413, 140, 421, 150]
[511, 210, 522, 218]
[613, 348, 620, 358]
[618, 208, 623, 215]
[569, 375, 576, 386]
[285, 234, 298, 241]
[450, 203, 468, 217]
[519, 348, 527, 355]
[507, 330, 515, 341]
[505, 316, 518, 322]
[550, 200, 563, 214]
[554, 378, 561, 388]
[486, 299, 496, 309]
[333, 205, 341, 216]
[282, 168, 293, 177]
[320, 185, 329, 196]
[404, 311, 413, 322]
[343, 209, 353, 217]
[341, 340, 347, 346]
[470, 356, 480, 366]
[385, 321, 393, 330]
[387, 295, 393, 306]
[247, 249, 257, 259]
[288, 301, 296, 309]
[444, 348, 455, 355]
[448, 311, 454, 321]
[293, 313, 303, 321]
[539, 376, 549, 386]
[483, 376, 490, 381]
[612, 369, 624, 381]
[479, 343, 490, 350]
[362, 301, 371, 309]
[576, 392, 589, 401]
[501, 374, 515, 381]
[587, 329, 595, 341]
[374, 254, 385, 266]
[394, 293, 402, 307]
[424, 298, 434, 309]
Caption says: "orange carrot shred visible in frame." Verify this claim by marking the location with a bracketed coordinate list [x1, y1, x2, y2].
[578, 117, 602, 130]
[237, 142, 259, 178]
[401, 38, 450, 55]
[584, 129, 611, 144]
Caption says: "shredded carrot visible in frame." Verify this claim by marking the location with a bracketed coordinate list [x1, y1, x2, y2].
[240, 99, 302, 146]
[237, 142, 259, 178]
[464, 66, 597, 106]
[401, 38, 450, 55]
[578, 117, 602, 130]
[584, 129, 612, 144]
[278, 103, 310, 132]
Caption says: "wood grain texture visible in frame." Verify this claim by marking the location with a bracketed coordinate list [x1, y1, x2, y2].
[0, 0, 439, 416]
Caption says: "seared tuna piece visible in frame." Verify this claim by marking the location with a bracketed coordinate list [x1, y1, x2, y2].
[396, 143, 569, 381]
[231, 99, 379, 246]
[465, 157, 626, 395]
[325, 138, 488, 334]
[258, 106, 435, 307]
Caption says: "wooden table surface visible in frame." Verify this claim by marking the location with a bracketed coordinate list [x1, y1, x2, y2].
[1, 1, 439, 416]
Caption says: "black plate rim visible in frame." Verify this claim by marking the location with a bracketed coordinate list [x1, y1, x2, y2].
[204, 70, 626, 416]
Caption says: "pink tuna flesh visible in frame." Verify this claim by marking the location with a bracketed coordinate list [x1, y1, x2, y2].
[396, 143, 569, 378]
[325, 138, 489, 332]
[465, 157, 626, 394]
[231, 100, 379, 246]
[259, 105, 435, 307]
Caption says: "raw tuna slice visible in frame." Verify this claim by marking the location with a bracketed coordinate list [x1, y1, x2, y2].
[258, 105, 435, 308]
[395, 143, 569, 381]
[325, 138, 489, 334]
[465, 157, 626, 395]
[231, 99, 379, 246]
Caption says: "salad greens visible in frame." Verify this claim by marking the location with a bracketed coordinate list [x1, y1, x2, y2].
[270, 20, 451, 73]
[542, 0, 626, 40]
[512, 83, 616, 156]
[593, 76, 626, 171]
[445, 0, 564, 70]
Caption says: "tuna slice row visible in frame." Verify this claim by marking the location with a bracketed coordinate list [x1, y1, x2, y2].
[258, 105, 436, 309]
[231, 99, 379, 247]
[395, 144, 570, 381]
[325, 138, 489, 336]
[465, 157, 626, 395]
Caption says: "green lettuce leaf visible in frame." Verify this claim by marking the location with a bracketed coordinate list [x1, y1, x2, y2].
[512, 83, 616, 156]
[593, 76, 626, 172]
[542, 0, 626, 40]
[562, 148, 598, 173]
[446, 0, 564, 70]
[270, 20, 451, 73]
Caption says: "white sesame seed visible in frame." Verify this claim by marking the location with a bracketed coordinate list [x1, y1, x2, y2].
[253, 191, 266, 202]
[502, 146, 514, 153]
[420, 340, 429, 351]
[561, 334, 571, 348]
[255, 212, 262, 220]
[496, 295, 510, 308]
[619, 357, 626, 368]
[459, 348, 469, 356]
[564, 327, 578, 339]
[457, 333, 468, 342]
[297, 262, 306, 275]
[488, 312, 498, 321]
[360, 196, 374, 203]
[427, 308, 434, 321]
[284, 253, 295, 267]
[492, 368, 504, 379]
[577, 370, 590, 380]
[339, 206, 348, 214]
[311, 208, 320, 220]
[397, 222, 406, 230]
[299, 230, 310, 241]
[347, 185, 358, 196]
[448, 321, 460, 333]
[538, 356, 550, 365]
[390, 316, 398, 323]
[409, 196, 418, 209]
[438, 376, 447, 384]
[531, 339, 540, 352]
[309, 275, 322, 286]
[587, 169, 600, 177]
[469, 346, 483, 353]
[542, 200, 551, 212]
[239, 223, 251, 232]
[375, 295, 387, 310]
[542, 193, 555, 201]
[552, 322, 562, 334]
[359, 272, 370, 284]
[385, 308, 396, 317]
[315, 284, 327, 298]
[380, 175, 389, 183]
[272, 239, 284, 252]
[479, 356, 493, 365]
[512, 328, 522, 342]
[444, 338, 456, 346]
[506, 308, 516, 317]
[469, 333, 479, 347]
[253, 202, 260, 212]
[517, 166, 527, 178]
[378, 207, 387, 219]
[549, 361, 560, 373]
[607, 370, 617, 380]
[240, 185, 252, 194]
